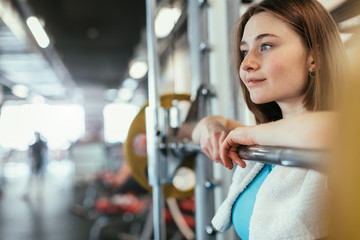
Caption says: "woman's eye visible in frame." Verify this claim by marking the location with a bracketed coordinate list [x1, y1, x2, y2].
[241, 50, 248, 56]
[261, 44, 271, 51]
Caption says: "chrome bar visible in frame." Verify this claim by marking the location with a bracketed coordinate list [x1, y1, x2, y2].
[174, 142, 327, 171]
[237, 145, 326, 170]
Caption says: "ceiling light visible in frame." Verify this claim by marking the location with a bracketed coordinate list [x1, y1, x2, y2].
[103, 89, 118, 101]
[11, 84, 29, 98]
[26, 16, 50, 48]
[122, 78, 139, 90]
[155, 7, 181, 38]
[129, 61, 148, 79]
[118, 88, 134, 102]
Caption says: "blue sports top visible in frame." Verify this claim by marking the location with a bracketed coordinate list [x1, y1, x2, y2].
[232, 164, 274, 240]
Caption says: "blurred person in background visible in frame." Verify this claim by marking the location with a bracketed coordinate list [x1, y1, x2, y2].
[23, 131, 48, 200]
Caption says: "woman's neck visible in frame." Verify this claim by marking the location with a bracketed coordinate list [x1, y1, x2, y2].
[277, 97, 309, 119]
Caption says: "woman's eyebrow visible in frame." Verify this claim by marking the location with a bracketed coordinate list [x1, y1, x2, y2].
[240, 33, 279, 47]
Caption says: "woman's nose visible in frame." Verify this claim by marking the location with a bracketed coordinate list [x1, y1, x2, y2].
[241, 51, 259, 72]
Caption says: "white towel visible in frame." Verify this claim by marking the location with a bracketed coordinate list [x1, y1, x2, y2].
[211, 161, 264, 232]
[211, 162, 329, 240]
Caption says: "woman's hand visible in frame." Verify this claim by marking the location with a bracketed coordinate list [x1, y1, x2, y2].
[194, 121, 230, 164]
[201, 127, 230, 164]
[192, 116, 232, 165]
[192, 116, 247, 167]
[220, 126, 256, 169]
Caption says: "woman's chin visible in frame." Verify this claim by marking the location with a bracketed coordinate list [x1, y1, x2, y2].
[250, 96, 268, 105]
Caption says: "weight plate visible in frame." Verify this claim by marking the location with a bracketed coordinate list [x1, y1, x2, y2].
[124, 93, 195, 199]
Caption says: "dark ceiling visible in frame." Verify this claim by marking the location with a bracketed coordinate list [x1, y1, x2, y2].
[25, 0, 146, 89]
[17, 0, 360, 93]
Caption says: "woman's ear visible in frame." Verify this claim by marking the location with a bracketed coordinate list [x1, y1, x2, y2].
[307, 50, 316, 72]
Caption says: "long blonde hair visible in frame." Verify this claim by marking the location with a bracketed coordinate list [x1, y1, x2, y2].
[233, 0, 348, 124]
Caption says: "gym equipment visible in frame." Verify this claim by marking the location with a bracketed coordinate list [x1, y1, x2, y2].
[124, 93, 195, 199]
[125, 87, 327, 198]
[124, 83, 328, 239]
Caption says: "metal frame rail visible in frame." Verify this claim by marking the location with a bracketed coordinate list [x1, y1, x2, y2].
[145, 0, 217, 239]
[145, 0, 165, 239]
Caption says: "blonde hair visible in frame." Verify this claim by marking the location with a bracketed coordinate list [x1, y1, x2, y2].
[233, 0, 348, 124]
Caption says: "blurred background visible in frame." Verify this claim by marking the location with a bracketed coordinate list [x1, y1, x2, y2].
[0, 0, 359, 239]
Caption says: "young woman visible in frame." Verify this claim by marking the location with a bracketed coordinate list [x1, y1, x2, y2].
[192, 0, 348, 239]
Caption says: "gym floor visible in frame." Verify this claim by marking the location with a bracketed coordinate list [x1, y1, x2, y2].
[0, 159, 93, 240]
[0, 143, 191, 240]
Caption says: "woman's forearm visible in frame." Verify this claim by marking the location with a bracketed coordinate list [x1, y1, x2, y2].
[251, 112, 338, 149]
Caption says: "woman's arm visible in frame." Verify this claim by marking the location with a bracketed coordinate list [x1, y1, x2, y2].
[220, 111, 338, 169]
[191, 115, 244, 163]
[252, 111, 337, 149]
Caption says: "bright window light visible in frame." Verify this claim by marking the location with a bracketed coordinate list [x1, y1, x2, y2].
[0, 103, 85, 150]
[155, 7, 181, 38]
[129, 61, 148, 79]
[103, 103, 139, 143]
[42, 104, 85, 149]
[3, 162, 30, 179]
[26, 16, 50, 48]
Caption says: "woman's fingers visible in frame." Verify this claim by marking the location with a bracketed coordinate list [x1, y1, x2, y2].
[201, 146, 212, 161]
[220, 130, 248, 169]
[221, 145, 246, 169]
[219, 130, 228, 144]
[199, 126, 254, 169]
[210, 135, 221, 162]
[212, 130, 228, 163]
[201, 137, 222, 164]
[220, 140, 234, 169]
[200, 129, 234, 167]
[229, 148, 246, 168]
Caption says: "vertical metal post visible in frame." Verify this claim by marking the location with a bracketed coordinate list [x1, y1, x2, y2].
[188, 0, 210, 96]
[207, 1, 241, 239]
[145, 0, 165, 239]
[188, 1, 215, 239]
[226, 0, 240, 120]
[195, 88, 216, 240]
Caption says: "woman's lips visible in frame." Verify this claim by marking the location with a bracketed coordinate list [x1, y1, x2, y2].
[247, 78, 266, 87]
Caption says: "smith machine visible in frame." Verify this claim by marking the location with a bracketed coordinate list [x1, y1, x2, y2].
[125, 0, 327, 239]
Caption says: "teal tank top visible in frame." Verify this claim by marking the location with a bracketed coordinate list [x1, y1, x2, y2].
[232, 164, 274, 240]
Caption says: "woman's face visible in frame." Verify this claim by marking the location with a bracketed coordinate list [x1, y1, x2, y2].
[239, 12, 314, 112]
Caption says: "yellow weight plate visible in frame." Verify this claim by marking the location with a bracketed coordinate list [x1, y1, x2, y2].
[124, 93, 195, 199]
